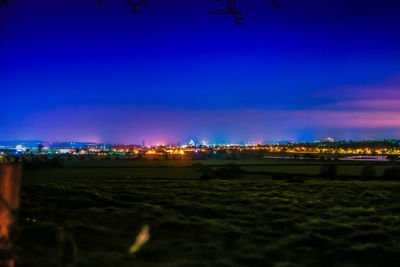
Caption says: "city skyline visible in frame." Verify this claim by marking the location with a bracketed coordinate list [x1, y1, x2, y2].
[3, 137, 400, 148]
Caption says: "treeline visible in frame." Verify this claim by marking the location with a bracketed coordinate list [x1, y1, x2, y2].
[319, 164, 400, 181]
[16, 155, 63, 169]
[196, 163, 400, 181]
[1, 155, 64, 169]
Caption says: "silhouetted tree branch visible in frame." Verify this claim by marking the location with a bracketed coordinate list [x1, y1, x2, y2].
[209, 0, 278, 24]
[210, 0, 244, 24]
[122, 0, 147, 14]
[269, 0, 279, 9]
[1, 0, 279, 24]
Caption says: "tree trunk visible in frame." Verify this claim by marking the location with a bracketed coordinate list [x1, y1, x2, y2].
[0, 164, 22, 267]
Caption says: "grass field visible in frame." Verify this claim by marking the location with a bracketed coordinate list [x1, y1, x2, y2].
[16, 159, 400, 266]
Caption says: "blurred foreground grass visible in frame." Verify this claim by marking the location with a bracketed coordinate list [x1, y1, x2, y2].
[16, 160, 400, 266]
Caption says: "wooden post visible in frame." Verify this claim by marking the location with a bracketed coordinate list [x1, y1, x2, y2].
[0, 164, 22, 267]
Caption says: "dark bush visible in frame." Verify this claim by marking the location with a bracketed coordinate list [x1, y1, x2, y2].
[320, 164, 338, 179]
[382, 166, 400, 180]
[360, 165, 377, 180]
[214, 164, 243, 179]
[199, 164, 244, 179]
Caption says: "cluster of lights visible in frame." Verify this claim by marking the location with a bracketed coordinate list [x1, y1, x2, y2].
[2, 140, 400, 157]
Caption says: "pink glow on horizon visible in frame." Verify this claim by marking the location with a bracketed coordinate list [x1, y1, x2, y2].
[3, 105, 399, 144]
[323, 99, 400, 110]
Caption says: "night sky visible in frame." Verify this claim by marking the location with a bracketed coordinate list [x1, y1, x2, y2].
[1, 0, 400, 145]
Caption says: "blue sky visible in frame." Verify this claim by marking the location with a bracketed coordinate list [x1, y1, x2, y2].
[1, 0, 400, 144]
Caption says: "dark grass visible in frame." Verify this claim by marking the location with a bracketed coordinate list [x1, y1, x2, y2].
[16, 160, 400, 266]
